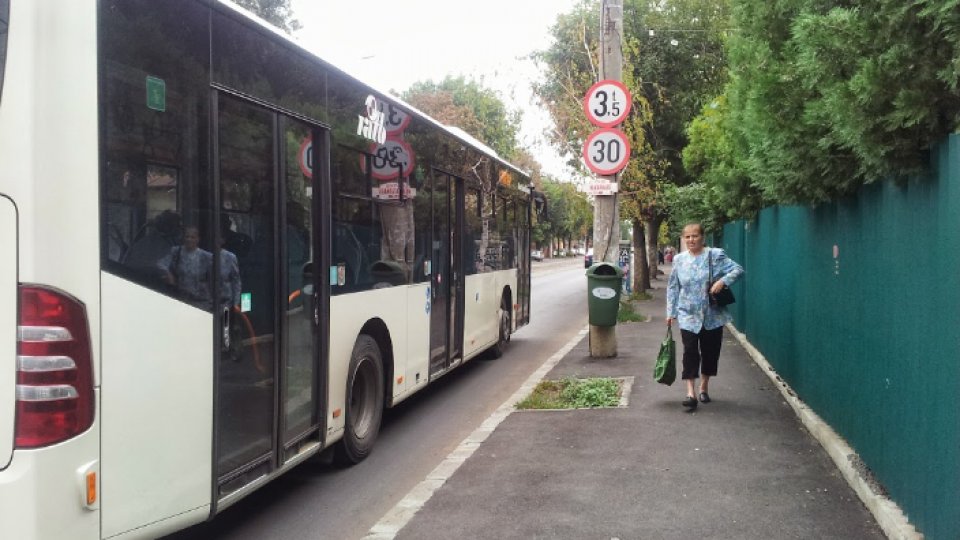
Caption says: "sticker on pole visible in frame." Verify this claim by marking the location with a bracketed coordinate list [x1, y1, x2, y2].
[582, 128, 631, 176]
[583, 80, 631, 128]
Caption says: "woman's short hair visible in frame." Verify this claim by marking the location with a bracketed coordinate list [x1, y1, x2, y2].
[683, 223, 704, 235]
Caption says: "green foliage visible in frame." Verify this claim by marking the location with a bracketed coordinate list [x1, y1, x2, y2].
[689, 0, 960, 209]
[533, 0, 732, 236]
[621, 0, 731, 181]
[617, 299, 648, 322]
[516, 378, 621, 409]
[402, 76, 522, 161]
[535, 179, 592, 248]
[530, 1, 602, 168]
[562, 377, 621, 408]
[663, 182, 724, 234]
[681, 94, 767, 221]
[230, 0, 301, 33]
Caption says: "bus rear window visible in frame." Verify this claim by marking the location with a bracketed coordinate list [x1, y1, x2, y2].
[0, 0, 8, 99]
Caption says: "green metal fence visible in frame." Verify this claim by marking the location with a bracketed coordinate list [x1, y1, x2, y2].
[720, 134, 960, 539]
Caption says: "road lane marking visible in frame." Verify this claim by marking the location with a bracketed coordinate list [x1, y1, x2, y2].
[363, 325, 590, 540]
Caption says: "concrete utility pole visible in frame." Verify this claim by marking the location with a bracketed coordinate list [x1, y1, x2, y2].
[589, 0, 623, 358]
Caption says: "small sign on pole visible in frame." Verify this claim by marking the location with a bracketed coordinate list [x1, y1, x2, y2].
[584, 181, 619, 196]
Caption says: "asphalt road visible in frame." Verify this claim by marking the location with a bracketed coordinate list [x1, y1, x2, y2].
[166, 257, 587, 540]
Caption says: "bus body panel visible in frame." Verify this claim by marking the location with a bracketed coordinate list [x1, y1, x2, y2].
[0, 194, 17, 470]
[462, 270, 517, 361]
[0, 408, 100, 540]
[328, 287, 410, 436]
[100, 273, 213, 539]
[462, 273, 494, 359]
[0, 0, 103, 530]
[400, 283, 430, 400]
[107, 505, 211, 540]
[15, 0, 101, 378]
[0, 195, 15, 468]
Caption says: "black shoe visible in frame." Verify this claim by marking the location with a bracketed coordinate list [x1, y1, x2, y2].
[699, 392, 711, 403]
[682, 396, 698, 409]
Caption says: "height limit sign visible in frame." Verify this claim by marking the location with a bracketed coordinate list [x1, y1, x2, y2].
[583, 80, 631, 176]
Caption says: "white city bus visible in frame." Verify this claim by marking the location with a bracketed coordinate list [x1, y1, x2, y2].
[0, 1, 535, 538]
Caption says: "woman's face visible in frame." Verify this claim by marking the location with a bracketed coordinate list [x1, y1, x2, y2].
[682, 225, 704, 254]
[183, 227, 200, 251]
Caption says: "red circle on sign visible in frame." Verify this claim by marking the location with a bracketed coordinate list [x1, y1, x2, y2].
[361, 138, 417, 181]
[583, 80, 632, 128]
[384, 104, 412, 135]
[298, 137, 314, 178]
[582, 128, 631, 176]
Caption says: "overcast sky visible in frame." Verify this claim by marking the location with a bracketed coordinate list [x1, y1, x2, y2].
[290, 0, 582, 179]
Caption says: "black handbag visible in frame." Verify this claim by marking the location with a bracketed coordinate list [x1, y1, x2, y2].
[708, 249, 736, 307]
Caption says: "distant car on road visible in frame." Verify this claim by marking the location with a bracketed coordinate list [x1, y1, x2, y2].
[531, 250, 544, 261]
[584, 248, 594, 268]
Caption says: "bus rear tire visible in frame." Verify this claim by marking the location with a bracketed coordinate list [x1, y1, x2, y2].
[334, 335, 384, 466]
[488, 297, 511, 359]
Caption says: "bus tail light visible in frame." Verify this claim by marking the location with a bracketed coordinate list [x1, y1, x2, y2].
[15, 285, 95, 448]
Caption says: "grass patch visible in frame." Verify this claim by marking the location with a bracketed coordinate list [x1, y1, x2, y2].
[617, 299, 648, 323]
[516, 377, 622, 409]
[628, 290, 653, 301]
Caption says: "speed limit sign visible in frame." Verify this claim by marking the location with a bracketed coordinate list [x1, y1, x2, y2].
[363, 138, 416, 181]
[582, 128, 631, 176]
[583, 80, 632, 128]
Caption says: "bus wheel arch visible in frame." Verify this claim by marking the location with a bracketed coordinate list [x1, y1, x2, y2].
[334, 324, 390, 466]
[489, 287, 512, 359]
[360, 318, 395, 405]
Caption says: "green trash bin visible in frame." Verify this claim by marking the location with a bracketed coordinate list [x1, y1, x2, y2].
[585, 262, 623, 326]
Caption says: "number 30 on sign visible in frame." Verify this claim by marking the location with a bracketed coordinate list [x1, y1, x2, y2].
[582, 128, 631, 176]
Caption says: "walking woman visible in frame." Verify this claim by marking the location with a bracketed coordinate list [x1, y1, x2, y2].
[665, 223, 743, 410]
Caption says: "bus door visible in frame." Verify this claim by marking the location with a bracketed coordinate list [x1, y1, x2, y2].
[428, 169, 464, 377]
[214, 93, 328, 497]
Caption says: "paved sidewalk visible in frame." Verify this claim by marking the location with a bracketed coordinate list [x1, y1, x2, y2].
[380, 281, 886, 540]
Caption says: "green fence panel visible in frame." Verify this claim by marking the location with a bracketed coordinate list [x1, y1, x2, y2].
[721, 135, 960, 538]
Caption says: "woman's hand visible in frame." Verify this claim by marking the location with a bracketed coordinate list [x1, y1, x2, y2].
[666, 317, 674, 327]
[709, 280, 727, 295]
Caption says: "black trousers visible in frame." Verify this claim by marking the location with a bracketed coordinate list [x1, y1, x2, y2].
[680, 326, 723, 380]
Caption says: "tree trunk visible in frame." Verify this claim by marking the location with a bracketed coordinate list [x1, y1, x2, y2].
[645, 215, 662, 281]
[633, 219, 650, 291]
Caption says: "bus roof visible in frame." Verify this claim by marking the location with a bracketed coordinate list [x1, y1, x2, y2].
[212, 0, 531, 180]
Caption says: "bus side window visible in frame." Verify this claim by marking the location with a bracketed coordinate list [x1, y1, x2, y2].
[99, 2, 212, 309]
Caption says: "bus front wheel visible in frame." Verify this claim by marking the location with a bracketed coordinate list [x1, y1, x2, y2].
[334, 335, 385, 465]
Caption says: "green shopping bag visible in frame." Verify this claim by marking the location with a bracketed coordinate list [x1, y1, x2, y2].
[654, 326, 676, 385]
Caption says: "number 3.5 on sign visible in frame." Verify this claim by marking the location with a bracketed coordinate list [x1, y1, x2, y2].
[583, 80, 632, 128]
